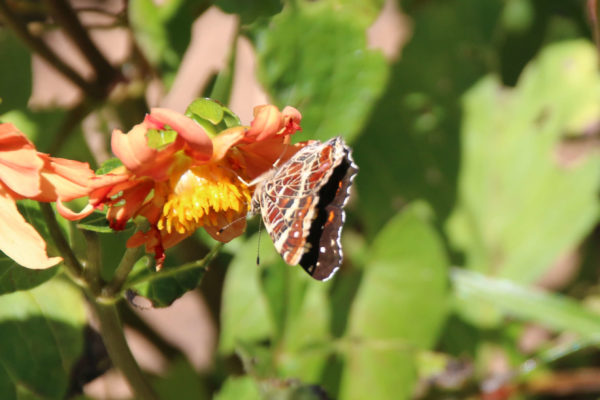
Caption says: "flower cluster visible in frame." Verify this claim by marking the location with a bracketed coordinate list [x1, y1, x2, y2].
[0, 103, 303, 270]
[87, 104, 303, 268]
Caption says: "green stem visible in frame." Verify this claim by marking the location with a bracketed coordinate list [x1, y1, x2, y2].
[39, 203, 84, 283]
[93, 301, 159, 400]
[101, 245, 145, 299]
[127, 243, 223, 288]
[81, 230, 103, 295]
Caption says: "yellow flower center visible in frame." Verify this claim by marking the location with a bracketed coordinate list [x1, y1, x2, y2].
[157, 163, 251, 235]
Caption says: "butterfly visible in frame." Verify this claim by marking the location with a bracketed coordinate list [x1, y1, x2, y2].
[250, 136, 358, 281]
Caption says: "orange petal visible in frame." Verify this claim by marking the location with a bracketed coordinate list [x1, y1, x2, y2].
[35, 155, 95, 202]
[0, 124, 44, 197]
[0, 187, 62, 269]
[211, 127, 246, 162]
[237, 139, 306, 179]
[149, 108, 213, 162]
[204, 218, 247, 243]
[111, 123, 159, 173]
[245, 105, 302, 142]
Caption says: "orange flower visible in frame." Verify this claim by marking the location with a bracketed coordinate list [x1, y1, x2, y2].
[88, 105, 302, 267]
[0, 123, 96, 269]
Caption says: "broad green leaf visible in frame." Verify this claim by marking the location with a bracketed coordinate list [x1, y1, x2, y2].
[447, 40, 600, 285]
[129, 0, 170, 69]
[219, 234, 275, 353]
[277, 281, 333, 383]
[214, 377, 261, 400]
[341, 203, 448, 399]
[214, 0, 282, 25]
[339, 347, 415, 400]
[252, 1, 388, 142]
[452, 268, 600, 341]
[0, 256, 57, 296]
[353, 0, 502, 237]
[0, 278, 86, 399]
[0, 29, 31, 114]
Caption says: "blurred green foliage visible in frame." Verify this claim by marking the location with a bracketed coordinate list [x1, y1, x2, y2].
[0, 0, 599, 399]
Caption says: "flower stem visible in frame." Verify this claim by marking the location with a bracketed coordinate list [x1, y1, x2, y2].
[93, 301, 159, 400]
[101, 245, 145, 299]
[39, 203, 85, 283]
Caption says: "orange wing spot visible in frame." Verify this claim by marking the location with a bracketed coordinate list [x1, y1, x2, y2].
[328, 210, 335, 222]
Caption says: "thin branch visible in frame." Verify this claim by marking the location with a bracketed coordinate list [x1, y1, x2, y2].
[0, 0, 99, 97]
[42, 0, 122, 92]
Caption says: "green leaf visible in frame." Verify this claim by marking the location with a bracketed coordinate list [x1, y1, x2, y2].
[353, 0, 502, 237]
[146, 127, 178, 149]
[0, 29, 31, 115]
[129, 0, 201, 87]
[0, 256, 57, 296]
[186, 98, 225, 125]
[0, 278, 86, 399]
[214, 0, 282, 24]
[252, 1, 388, 142]
[127, 245, 218, 307]
[95, 158, 123, 175]
[153, 358, 209, 399]
[447, 40, 600, 285]
[219, 234, 276, 353]
[214, 377, 261, 400]
[452, 268, 600, 341]
[340, 203, 448, 399]
[339, 347, 415, 400]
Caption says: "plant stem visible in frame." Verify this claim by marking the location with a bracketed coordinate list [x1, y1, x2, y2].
[82, 230, 103, 295]
[39, 203, 85, 283]
[93, 301, 159, 400]
[101, 245, 145, 299]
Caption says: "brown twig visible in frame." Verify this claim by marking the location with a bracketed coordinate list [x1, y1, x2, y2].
[42, 0, 122, 93]
[0, 0, 99, 97]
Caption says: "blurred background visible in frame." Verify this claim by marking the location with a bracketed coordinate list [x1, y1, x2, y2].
[1, 0, 600, 399]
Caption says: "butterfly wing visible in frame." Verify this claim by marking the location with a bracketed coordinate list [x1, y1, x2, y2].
[256, 139, 345, 265]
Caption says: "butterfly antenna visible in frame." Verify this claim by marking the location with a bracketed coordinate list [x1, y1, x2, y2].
[256, 218, 263, 265]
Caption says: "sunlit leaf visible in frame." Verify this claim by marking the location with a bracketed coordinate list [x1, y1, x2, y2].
[214, 376, 261, 400]
[354, 0, 502, 238]
[219, 234, 276, 353]
[252, 1, 388, 142]
[447, 40, 600, 286]
[0, 279, 86, 399]
[340, 203, 448, 399]
[452, 268, 600, 341]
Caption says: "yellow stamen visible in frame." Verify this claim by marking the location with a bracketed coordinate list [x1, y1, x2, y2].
[157, 163, 251, 235]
